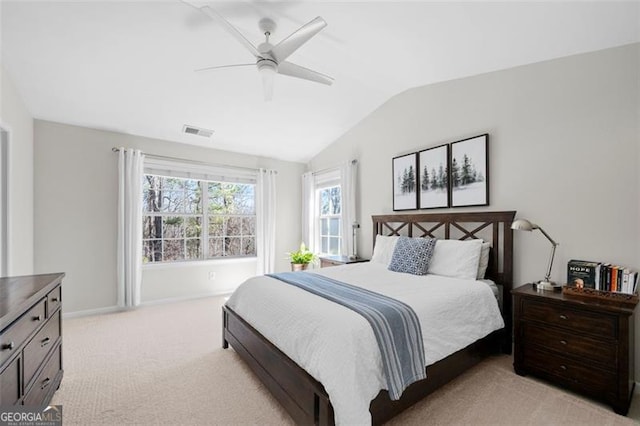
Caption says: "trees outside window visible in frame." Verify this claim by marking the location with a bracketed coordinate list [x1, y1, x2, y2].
[143, 175, 255, 263]
[318, 185, 341, 255]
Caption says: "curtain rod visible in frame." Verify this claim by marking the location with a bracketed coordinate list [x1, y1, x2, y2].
[312, 159, 357, 176]
[111, 147, 275, 174]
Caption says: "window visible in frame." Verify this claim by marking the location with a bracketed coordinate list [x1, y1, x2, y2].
[317, 185, 341, 255]
[142, 175, 256, 263]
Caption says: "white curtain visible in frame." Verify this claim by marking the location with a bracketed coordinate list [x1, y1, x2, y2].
[339, 160, 358, 258]
[301, 172, 316, 253]
[117, 148, 144, 309]
[256, 169, 277, 275]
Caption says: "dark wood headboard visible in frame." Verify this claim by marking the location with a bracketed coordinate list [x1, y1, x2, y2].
[372, 211, 516, 345]
[372, 211, 515, 288]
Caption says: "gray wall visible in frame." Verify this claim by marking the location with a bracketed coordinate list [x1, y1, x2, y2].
[309, 44, 640, 374]
[0, 64, 34, 276]
[34, 121, 304, 314]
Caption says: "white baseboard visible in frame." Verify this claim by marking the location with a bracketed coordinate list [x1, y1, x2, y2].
[62, 291, 232, 319]
[62, 305, 121, 319]
[139, 290, 232, 307]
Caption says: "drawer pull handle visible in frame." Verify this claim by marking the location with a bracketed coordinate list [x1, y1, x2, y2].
[33, 315, 43, 321]
[560, 340, 567, 345]
[41, 337, 51, 347]
[560, 365, 567, 371]
[41, 378, 51, 390]
[559, 314, 568, 320]
[1, 341, 15, 351]
[51, 297, 59, 302]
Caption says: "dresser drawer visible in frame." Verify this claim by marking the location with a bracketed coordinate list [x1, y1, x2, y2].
[0, 356, 21, 405]
[23, 311, 61, 388]
[47, 286, 62, 318]
[0, 299, 46, 366]
[523, 346, 615, 394]
[523, 322, 616, 367]
[23, 344, 61, 406]
[521, 299, 616, 338]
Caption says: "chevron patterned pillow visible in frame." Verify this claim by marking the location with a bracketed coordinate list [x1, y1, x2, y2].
[388, 236, 437, 275]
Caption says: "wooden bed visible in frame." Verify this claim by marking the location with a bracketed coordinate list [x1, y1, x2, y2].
[222, 210, 516, 425]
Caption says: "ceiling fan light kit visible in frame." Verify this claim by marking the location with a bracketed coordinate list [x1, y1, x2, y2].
[258, 59, 277, 101]
[195, 5, 333, 101]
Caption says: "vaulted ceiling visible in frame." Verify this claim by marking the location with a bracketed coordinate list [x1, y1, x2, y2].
[2, 1, 638, 162]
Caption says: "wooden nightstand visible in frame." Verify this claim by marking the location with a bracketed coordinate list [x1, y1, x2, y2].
[319, 255, 369, 268]
[512, 284, 636, 415]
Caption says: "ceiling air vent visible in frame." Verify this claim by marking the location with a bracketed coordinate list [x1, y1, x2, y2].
[182, 125, 214, 138]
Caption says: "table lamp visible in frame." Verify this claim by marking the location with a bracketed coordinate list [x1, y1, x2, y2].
[512, 218, 559, 291]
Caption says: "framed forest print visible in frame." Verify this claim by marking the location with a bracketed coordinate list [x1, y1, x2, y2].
[450, 134, 489, 207]
[418, 144, 449, 209]
[392, 153, 418, 211]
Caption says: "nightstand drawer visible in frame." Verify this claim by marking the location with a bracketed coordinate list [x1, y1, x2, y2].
[523, 346, 615, 394]
[320, 259, 341, 268]
[319, 256, 369, 268]
[523, 322, 616, 366]
[521, 299, 616, 338]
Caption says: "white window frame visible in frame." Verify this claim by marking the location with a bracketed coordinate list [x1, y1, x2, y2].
[142, 158, 258, 265]
[313, 169, 343, 256]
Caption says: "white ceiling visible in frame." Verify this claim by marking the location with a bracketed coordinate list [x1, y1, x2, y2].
[1, 1, 639, 163]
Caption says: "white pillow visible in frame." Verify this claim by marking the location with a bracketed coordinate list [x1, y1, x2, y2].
[370, 235, 399, 266]
[427, 239, 483, 280]
[477, 242, 491, 279]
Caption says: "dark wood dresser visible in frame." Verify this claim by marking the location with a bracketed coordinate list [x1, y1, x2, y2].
[0, 273, 64, 406]
[513, 284, 635, 415]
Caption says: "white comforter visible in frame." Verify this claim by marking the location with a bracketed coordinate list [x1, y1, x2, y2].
[226, 263, 504, 425]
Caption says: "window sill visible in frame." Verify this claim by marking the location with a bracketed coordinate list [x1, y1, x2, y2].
[142, 257, 257, 270]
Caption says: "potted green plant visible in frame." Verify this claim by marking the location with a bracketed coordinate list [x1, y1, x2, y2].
[287, 242, 318, 271]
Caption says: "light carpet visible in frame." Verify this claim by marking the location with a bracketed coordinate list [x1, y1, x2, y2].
[52, 296, 640, 425]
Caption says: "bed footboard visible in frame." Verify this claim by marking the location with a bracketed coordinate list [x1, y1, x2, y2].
[369, 330, 501, 425]
[223, 305, 501, 426]
[222, 306, 334, 425]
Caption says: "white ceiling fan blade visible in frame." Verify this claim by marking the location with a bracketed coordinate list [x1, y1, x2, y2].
[198, 6, 261, 58]
[195, 64, 254, 72]
[278, 61, 334, 86]
[270, 17, 327, 63]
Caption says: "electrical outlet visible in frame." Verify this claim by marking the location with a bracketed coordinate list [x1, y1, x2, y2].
[208, 271, 216, 281]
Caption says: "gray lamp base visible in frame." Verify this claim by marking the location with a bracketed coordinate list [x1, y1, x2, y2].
[535, 280, 559, 291]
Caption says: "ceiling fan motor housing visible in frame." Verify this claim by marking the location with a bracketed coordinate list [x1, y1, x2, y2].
[257, 57, 278, 73]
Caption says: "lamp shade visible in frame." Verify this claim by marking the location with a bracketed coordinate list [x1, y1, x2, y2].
[511, 217, 559, 290]
[511, 218, 537, 231]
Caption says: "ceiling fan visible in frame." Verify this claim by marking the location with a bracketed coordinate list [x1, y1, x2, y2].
[190, 4, 334, 101]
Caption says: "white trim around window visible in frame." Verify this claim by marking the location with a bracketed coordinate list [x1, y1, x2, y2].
[142, 256, 257, 270]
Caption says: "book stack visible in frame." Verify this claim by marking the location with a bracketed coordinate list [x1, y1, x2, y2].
[567, 259, 638, 294]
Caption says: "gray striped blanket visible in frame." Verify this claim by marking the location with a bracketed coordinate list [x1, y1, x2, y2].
[266, 272, 426, 400]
